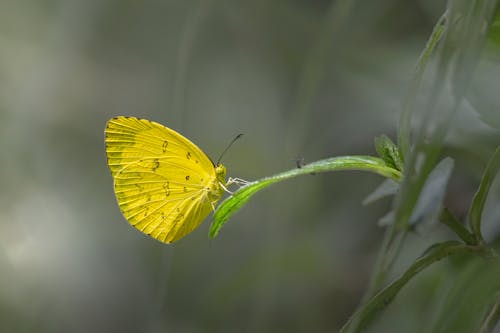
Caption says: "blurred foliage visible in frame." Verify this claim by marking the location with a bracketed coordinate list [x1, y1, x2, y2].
[0, 0, 499, 333]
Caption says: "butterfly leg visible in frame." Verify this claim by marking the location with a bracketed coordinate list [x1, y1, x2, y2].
[219, 182, 234, 195]
[227, 177, 250, 187]
[210, 197, 223, 211]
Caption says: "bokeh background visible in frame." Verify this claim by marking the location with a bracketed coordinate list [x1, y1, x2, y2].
[1, 1, 499, 332]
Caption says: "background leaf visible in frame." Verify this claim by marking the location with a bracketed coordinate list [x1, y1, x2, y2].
[409, 157, 454, 227]
[340, 241, 489, 333]
[428, 256, 500, 333]
[469, 146, 500, 242]
[363, 179, 400, 205]
[467, 58, 500, 130]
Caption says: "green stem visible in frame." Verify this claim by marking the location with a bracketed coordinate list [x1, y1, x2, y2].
[211, 156, 401, 238]
[469, 146, 500, 244]
[398, 10, 448, 161]
[263, 156, 402, 182]
[362, 206, 478, 311]
[363, 227, 407, 300]
[439, 207, 478, 245]
[394, 8, 452, 233]
[479, 296, 500, 333]
[340, 241, 490, 333]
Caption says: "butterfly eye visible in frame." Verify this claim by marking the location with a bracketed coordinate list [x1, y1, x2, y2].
[215, 164, 227, 179]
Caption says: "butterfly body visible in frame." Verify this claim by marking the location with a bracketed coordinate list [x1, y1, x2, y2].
[105, 116, 226, 243]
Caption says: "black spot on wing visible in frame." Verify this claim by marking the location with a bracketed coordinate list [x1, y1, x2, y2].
[163, 181, 170, 196]
[152, 159, 160, 171]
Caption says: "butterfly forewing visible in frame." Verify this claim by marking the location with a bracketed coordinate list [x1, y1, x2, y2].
[106, 117, 214, 176]
[105, 116, 223, 243]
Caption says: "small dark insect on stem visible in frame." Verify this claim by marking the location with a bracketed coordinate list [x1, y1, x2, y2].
[295, 156, 316, 175]
[295, 156, 305, 169]
[216, 133, 243, 165]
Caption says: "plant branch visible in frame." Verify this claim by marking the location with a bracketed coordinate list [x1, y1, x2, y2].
[211, 156, 401, 238]
[362, 227, 407, 301]
[340, 241, 491, 333]
[469, 146, 500, 243]
[479, 295, 500, 333]
[439, 207, 478, 245]
[398, 10, 448, 161]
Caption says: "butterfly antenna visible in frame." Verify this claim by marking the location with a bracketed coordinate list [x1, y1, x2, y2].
[216, 134, 243, 165]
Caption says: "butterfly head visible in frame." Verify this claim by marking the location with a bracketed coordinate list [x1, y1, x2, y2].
[215, 163, 227, 184]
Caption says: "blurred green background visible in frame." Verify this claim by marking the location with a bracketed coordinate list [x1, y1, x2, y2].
[1, 1, 499, 332]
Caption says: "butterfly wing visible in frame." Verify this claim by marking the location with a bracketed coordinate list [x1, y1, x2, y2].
[105, 116, 222, 243]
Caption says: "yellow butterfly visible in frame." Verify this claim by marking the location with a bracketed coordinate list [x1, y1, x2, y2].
[105, 116, 229, 243]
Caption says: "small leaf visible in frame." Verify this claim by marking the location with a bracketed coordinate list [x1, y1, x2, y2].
[363, 179, 400, 205]
[439, 208, 477, 245]
[409, 157, 454, 227]
[377, 210, 394, 227]
[374, 135, 403, 171]
[469, 146, 500, 243]
[210, 156, 402, 238]
[210, 180, 272, 238]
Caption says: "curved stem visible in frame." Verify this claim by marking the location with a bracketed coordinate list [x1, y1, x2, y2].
[479, 295, 500, 333]
[439, 207, 478, 245]
[340, 241, 492, 333]
[211, 156, 401, 238]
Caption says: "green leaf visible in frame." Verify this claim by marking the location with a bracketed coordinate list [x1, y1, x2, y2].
[450, 0, 498, 98]
[394, 0, 496, 233]
[398, 10, 447, 162]
[363, 179, 399, 205]
[377, 158, 454, 229]
[469, 146, 500, 243]
[340, 241, 489, 333]
[439, 208, 477, 245]
[479, 294, 500, 333]
[210, 156, 402, 238]
[377, 210, 394, 227]
[374, 135, 403, 171]
[409, 157, 454, 227]
[428, 257, 500, 333]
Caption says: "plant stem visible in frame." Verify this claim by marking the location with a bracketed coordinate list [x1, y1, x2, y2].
[398, 10, 448, 161]
[439, 207, 478, 245]
[469, 146, 500, 244]
[211, 156, 402, 237]
[340, 241, 491, 333]
[479, 296, 500, 333]
[362, 227, 407, 300]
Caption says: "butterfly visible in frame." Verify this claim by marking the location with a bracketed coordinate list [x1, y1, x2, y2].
[105, 116, 230, 243]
